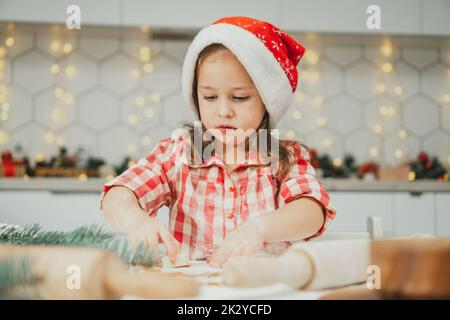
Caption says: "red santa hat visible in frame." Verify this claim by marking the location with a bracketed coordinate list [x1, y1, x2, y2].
[181, 16, 305, 128]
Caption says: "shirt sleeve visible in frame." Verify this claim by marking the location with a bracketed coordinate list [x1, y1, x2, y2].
[277, 141, 336, 241]
[100, 138, 177, 216]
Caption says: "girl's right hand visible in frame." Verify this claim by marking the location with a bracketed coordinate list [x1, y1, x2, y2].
[126, 214, 180, 263]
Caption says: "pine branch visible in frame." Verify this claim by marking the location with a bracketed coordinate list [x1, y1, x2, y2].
[0, 223, 154, 266]
[0, 256, 42, 299]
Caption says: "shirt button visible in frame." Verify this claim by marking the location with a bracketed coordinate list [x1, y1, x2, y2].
[227, 212, 234, 219]
[228, 186, 236, 193]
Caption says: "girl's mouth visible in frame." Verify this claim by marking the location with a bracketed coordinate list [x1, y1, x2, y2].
[217, 126, 236, 133]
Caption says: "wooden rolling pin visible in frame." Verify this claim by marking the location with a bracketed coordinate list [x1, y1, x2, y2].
[0, 244, 200, 299]
[223, 239, 370, 290]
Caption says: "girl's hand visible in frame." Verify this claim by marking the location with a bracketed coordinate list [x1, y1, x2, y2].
[126, 214, 180, 263]
[207, 216, 266, 267]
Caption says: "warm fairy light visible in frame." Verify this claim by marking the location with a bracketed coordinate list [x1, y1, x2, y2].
[139, 47, 151, 62]
[127, 144, 137, 153]
[141, 25, 150, 33]
[317, 117, 327, 127]
[35, 153, 45, 162]
[5, 37, 14, 47]
[1, 102, 10, 112]
[292, 110, 302, 120]
[394, 86, 403, 96]
[285, 130, 295, 139]
[408, 171, 416, 182]
[312, 96, 323, 107]
[130, 69, 140, 79]
[56, 136, 65, 146]
[0, 47, 5, 58]
[44, 132, 55, 144]
[380, 43, 393, 57]
[78, 173, 88, 181]
[50, 41, 61, 53]
[0, 111, 8, 121]
[143, 63, 154, 73]
[322, 138, 332, 148]
[62, 92, 74, 104]
[394, 148, 404, 159]
[22, 174, 29, 180]
[372, 124, 383, 135]
[377, 83, 386, 93]
[54, 87, 64, 98]
[0, 130, 7, 145]
[51, 108, 63, 122]
[332, 157, 343, 167]
[398, 129, 407, 139]
[134, 96, 145, 106]
[369, 147, 379, 157]
[50, 64, 60, 75]
[65, 65, 76, 77]
[294, 92, 305, 104]
[142, 136, 151, 146]
[382, 62, 393, 73]
[127, 114, 138, 125]
[443, 94, 450, 104]
[305, 49, 319, 65]
[151, 92, 160, 103]
[145, 108, 155, 118]
[62, 43, 73, 54]
[379, 105, 396, 118]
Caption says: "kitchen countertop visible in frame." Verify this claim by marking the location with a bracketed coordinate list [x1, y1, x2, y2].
[0, 177, 449, 193]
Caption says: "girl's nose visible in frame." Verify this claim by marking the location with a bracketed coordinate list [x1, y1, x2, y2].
[218, 99, 234, 118]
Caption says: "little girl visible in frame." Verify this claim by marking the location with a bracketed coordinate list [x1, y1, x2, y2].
[100, 16, 336, 267]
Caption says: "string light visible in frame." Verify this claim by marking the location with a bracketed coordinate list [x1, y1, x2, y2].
[50, 41, 61, 53]
[127, 114, 138, 125]
[398, 129, 407, 139]
[145, 108, 155, 118]
[51, 108, 63, 122]
[291, 110, 302, 120]
[379, 105, 396, 118]
[0, 130, 8, 145]
[1, 102, 10, 112]
[50, 64, 60, 75]
[317, 117, 327, 127]
[294, 92, 305, 104]
[139, 47, 151, 62]
[394, 86, 403, 96]
[150, 92, 160, 103]
[62, 92, 74, 104]
[134, 96, 145, 106]
[372, 124, 383, 135]
[65, 65, 76, 77]
[322, 138, 332, 148]
[376, 83, 386, 93]
[62, 43, 73, 54]
[408, 171, 416, 182]
[305, 49, 319, 65]
[382, 62, 393, 73]
[54, 87, 64, 98]
[443, 94, 450, 104]
[35, 153, 45, 162]
[78, 173, 88, 181]
[44, 132, 55, 144]
[143, 63, 154, 73]
[130, 69, 140, 79]
[142, 136, 151, 146]
[5, 37, 14, 47]
[332, 157, 343, 167]
[140, 25, 150, 33]
[380, 43, 393, 57]
[369, 147, 379, 157]
[394, 148, 404, 159]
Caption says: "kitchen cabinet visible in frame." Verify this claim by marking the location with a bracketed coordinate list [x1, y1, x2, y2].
[394, 192, 436, 236]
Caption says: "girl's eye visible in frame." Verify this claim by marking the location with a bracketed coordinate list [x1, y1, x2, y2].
[233, 96, 249, 101]
[203, 96, 217, 101]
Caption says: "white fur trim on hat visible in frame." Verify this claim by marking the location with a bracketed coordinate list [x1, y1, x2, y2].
[181, 23, 293, 128]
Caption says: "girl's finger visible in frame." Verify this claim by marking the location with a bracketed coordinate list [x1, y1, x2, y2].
[158, 227, 180, 259]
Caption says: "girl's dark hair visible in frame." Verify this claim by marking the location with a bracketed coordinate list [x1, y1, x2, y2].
[182, 43, 297, 181]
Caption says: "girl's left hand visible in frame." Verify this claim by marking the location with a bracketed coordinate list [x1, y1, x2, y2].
[207, 216, 266, 267]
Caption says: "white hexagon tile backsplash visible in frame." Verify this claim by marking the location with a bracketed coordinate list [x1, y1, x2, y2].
[0, 27, 449, 167]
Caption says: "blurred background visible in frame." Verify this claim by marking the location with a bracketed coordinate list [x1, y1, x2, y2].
[0, 0, 449, 238]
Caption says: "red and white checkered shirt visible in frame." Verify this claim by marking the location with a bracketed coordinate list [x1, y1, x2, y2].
[100, 131, 336, 260]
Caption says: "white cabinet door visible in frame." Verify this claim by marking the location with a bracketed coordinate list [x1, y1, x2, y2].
[436, 193, 450, 236]
[422, 0, 450, 36]
[327, 192, 394, 234]
[394, 192, 435, 236]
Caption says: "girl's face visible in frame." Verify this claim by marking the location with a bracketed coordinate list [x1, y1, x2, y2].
[196, 49, 266, 146]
